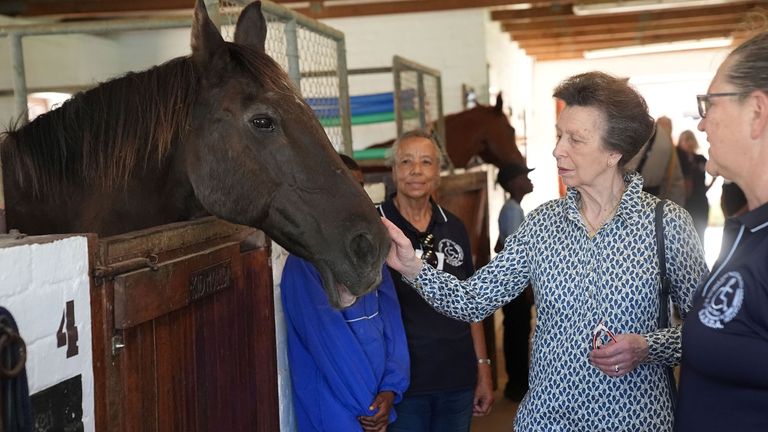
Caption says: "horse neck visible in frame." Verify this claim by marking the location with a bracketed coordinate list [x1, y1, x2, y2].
[444, 110, 484, 168]
[1, 57, 201, 235]
[446, 107, 525, 169]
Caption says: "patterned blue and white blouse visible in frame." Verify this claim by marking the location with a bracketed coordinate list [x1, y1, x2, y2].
[411, 172, 708, 431]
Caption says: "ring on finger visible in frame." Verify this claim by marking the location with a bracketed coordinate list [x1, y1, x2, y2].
[614, 364, 620, 373]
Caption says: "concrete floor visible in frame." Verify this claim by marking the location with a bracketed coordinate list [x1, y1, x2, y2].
[470, 310, 523, 432]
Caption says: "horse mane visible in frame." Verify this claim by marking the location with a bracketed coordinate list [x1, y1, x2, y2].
[0, 56, 198, 197]
[0, 42, 294, 198]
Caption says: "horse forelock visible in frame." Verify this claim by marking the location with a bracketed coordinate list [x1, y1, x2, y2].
[4, 56, 198, 197]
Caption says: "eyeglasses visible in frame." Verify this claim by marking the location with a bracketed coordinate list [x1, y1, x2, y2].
[591, 319, 617, 350]
[417, 233, 438, 268]
[696, 92, 749, 118]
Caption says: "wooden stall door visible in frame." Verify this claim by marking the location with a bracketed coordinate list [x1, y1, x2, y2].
[89, 218, 278, 431]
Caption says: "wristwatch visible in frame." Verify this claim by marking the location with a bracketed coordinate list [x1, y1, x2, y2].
[477, 358, 492, 365]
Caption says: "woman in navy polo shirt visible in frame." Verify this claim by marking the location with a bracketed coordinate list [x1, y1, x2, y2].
[381, 130, 494, 432]
[675, 32, 768, 431]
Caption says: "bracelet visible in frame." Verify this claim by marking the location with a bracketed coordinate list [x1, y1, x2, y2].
[477, 358, 492, 365]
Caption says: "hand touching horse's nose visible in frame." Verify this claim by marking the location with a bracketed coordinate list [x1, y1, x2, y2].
[381, 217, 423, 280]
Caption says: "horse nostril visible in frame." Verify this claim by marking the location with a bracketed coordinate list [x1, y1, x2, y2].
[348, 232, 376, 266]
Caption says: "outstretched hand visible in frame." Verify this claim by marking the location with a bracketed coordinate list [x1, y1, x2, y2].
[381, 217, 423, 280]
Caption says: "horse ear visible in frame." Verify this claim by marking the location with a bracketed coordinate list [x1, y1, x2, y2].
[191, 0, 225, 66]
[234, 0, 267, 53]
[494, 92, 504, 113]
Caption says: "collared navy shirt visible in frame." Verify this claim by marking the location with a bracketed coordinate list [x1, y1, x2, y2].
[677, 202, 768, 431]
[378, 194, 477, 395]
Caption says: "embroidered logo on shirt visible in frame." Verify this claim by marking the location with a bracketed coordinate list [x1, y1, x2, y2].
[698, 271, 744, 329]
[437, 238, 464, 268]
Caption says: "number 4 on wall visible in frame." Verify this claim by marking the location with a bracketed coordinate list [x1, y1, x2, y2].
[56, 300, 79, 358]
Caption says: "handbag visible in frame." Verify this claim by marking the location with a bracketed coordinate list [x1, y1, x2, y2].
[654, 200, 678, 407]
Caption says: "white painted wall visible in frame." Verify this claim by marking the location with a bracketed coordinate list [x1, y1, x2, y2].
[325, 9, 488, 113]
[0, 28, 192, 124]
[0, 236, 94, 431]
[484, 19, 534, 144]
[270, 245, 296, 432]
[324, 8, 534, 150]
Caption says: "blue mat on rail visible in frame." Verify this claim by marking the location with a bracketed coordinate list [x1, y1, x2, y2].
[308, 90, 416, 119]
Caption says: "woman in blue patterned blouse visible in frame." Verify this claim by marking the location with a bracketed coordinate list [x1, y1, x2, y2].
[382, 71, 708, 431]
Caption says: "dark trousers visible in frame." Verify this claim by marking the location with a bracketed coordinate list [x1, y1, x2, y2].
[389, 388, 474, 432]
[502, 291, 531, 397]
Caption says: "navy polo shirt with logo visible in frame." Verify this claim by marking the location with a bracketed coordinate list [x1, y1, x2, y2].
[378, 195, 477, 395]
[676, 202, 768, 431]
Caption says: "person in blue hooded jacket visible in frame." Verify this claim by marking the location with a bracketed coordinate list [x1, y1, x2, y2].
[282, 155, 410, 432]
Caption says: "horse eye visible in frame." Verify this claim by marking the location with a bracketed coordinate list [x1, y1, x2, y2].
[251, 117, 275, 131]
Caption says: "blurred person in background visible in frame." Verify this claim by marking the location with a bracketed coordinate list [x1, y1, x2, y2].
[628, 116, 686, 206]
[495, 162, 534, 402]
[676, 130, 710, 244]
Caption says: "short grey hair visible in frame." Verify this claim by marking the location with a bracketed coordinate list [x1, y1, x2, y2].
[386, 129, 445, 168]
[553, 71, 654, 169]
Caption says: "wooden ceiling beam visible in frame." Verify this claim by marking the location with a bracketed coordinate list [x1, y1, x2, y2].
[497, 2, 757, 26]
[512, 19, 741, 45]
[0, 0, 194, 17]
[520, 33, 735, 52]
[278, 0, 540, 19]
[505, 16, 748, 37]
[502, 5, 759, 33]
[3, 0, 568, 18]
[521, 29, 734, 55]
[488, 3, 574, 21]
[530, 38, 729, 61]
[502, 14, 743, 41]
[533, 51, 590, 61]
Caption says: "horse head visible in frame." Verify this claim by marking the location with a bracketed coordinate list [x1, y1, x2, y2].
[0, 0, 388, 307]
[182, 0, 389, 308]
[445, 93, 525, 168]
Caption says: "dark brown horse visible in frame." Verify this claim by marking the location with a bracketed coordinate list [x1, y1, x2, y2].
[0, 0, 387, 308]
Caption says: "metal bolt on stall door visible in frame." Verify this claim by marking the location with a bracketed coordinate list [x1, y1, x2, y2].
[111, 334, 125, 357]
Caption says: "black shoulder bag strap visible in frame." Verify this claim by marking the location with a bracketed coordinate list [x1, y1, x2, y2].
[654, 200, 678, 406]
[655, 200, 671, 327]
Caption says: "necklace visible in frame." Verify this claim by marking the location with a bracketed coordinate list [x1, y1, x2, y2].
[580, 196, 622, 237]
